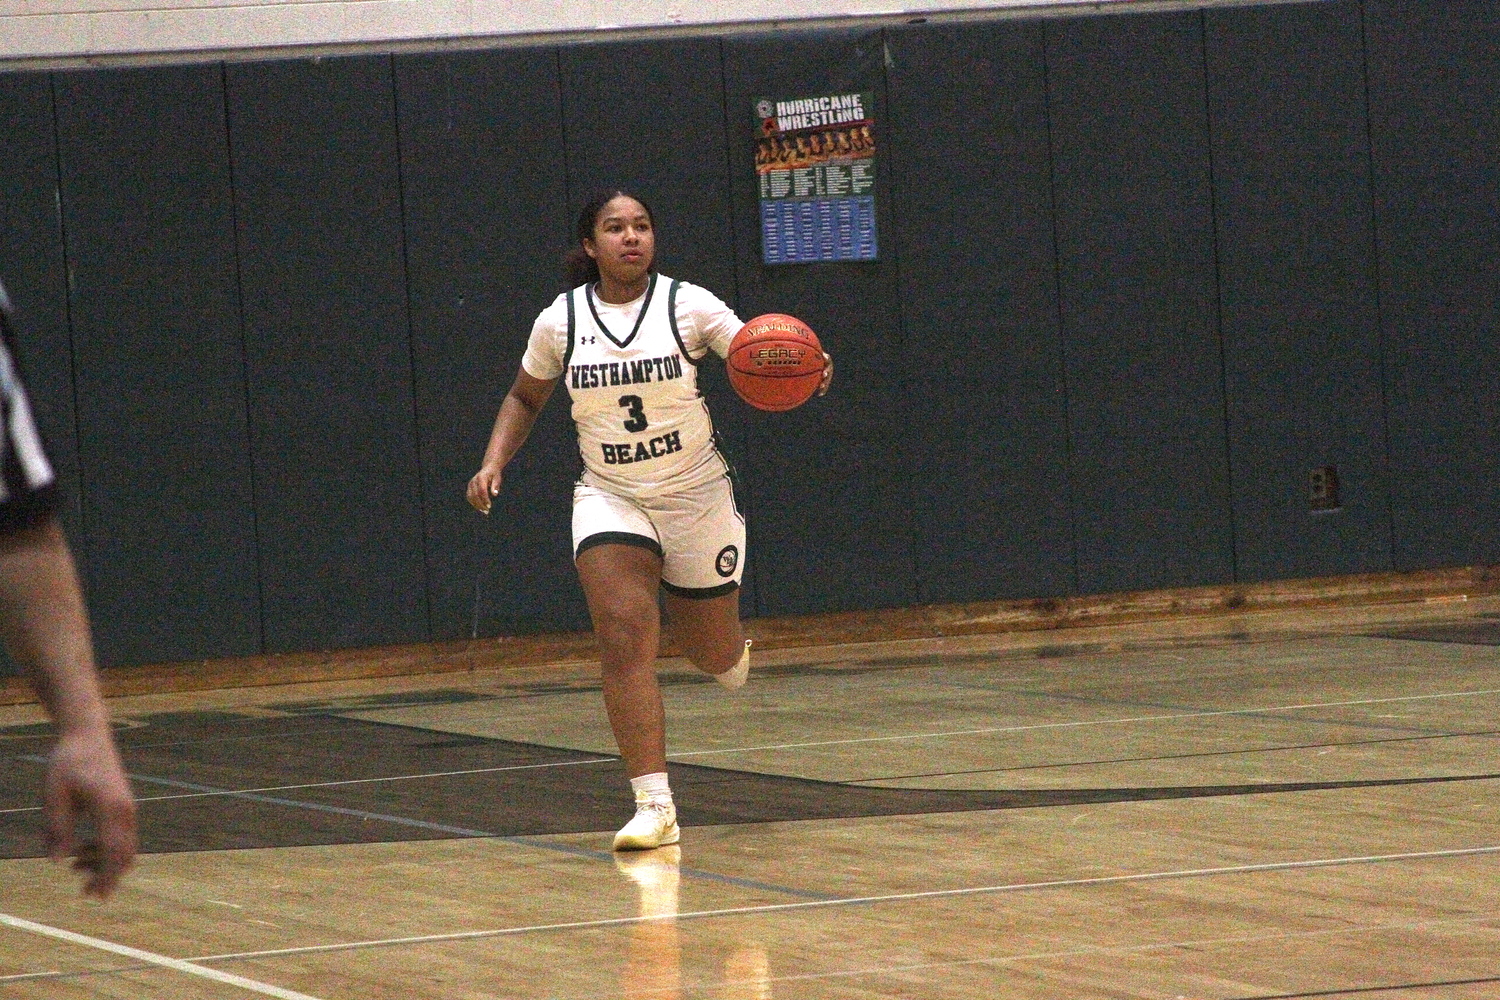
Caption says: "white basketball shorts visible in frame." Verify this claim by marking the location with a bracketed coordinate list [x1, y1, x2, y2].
[572, 474, 745, 598]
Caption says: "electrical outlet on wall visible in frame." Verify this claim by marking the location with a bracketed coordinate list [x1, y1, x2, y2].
[1310, 465, 1341, 512]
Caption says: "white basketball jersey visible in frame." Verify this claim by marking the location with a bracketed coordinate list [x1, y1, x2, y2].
[559, 274, 727, 497]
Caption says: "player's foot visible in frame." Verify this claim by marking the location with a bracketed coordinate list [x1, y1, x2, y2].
[613, 795, 680, 851]
[715, 639, 752, 690]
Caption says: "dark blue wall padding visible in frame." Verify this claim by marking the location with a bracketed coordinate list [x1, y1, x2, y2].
[53, 65, 262, 665]
[1204, 1, 1391, 583]
[0, 73, 80, 533]
[5, 1, 1500, 671]
[1365, 1, 1500, 570]
[559, 37, 739, 300]
[722, 29, 917, 617]
[226, 55, 430, 653]
[885, 22, 1074, 603]
[1045, 12, 1234, 595]
[0, 73, 76, 678]
[556, 36, 759, 614]
[394, 49, 587, 639]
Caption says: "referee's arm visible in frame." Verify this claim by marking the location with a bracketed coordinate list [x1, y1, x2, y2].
[0, 284, 137, 898]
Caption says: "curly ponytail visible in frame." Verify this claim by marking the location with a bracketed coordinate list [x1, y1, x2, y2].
[563, 245, 598, 288]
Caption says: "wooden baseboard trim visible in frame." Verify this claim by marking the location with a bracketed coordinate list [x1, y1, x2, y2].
[1, 563, 1494, 706]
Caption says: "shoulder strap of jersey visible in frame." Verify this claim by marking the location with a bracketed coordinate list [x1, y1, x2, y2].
[666, 278, 701, 366]
[561, 287, 576, 372]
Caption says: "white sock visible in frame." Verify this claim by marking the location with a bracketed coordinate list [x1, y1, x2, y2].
[630, 771, 672, 805]
[716, 639, 751, 690]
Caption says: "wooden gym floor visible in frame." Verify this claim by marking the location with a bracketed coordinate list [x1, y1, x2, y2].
[1, 592, 1498, 999]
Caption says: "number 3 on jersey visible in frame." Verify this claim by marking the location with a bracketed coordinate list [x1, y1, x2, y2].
[618, 395, 648, 433]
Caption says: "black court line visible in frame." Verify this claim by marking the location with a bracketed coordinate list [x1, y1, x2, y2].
[847, 728, 1500, 783]
[1369, 621, 1500, 646]
[256, 654, 1007, 714]
[124, 769, 842, 903]
[5, 713, 1500, 860]
[72, 720, 369, 753]
[7, 753, 838, 903]
[1233, 975, 1500, 998]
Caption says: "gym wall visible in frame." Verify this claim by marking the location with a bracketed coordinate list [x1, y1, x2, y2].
[0, 0, 1223, 65]
[0, 0, 1495, 669]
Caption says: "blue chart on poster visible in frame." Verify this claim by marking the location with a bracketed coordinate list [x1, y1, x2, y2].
[760, 197, 877, 264]
[755, 92, 877, 265]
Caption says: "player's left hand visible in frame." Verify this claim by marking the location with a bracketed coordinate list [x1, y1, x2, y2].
[818, 353, 833, 396]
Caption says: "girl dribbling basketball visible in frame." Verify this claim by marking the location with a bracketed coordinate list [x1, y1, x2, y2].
[467, 190, 831, 850]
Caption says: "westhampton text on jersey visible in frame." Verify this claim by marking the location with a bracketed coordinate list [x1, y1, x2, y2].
[569, 353, 685, 390]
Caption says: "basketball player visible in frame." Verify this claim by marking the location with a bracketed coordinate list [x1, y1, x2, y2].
[467, 191, 830, 850]
[0, 281, 137, 897]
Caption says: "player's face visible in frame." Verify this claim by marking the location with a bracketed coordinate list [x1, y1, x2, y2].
[585, 196, 655, 285]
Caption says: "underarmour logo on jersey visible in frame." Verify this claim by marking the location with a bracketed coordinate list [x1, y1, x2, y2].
[716, 545, 739, 578]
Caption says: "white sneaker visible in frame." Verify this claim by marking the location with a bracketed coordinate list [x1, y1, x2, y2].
[613, 795, 680, 851]
[715, 639, 752, 690]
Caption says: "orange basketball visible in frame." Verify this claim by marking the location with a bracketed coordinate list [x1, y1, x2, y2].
[726, 314, 826, 412]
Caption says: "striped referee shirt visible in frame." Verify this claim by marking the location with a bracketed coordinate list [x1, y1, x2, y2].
[0, 280, 58, 533]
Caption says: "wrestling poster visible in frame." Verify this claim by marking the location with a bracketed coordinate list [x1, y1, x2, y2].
[754, 92, 877, 264]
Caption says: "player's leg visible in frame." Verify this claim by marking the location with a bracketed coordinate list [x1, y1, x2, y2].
[572, 484, 680, 850]
[576, 541, 680, 851]
[575, 542, 667, 777]
[663, 587, 746, 680]
[657, 473, 750, 686]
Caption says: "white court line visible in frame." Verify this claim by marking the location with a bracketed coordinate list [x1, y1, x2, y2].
[188, 844, 1500, 963]
[668, 687, 1500, 758]
[10, 909, 1499, 994]
[716, 911, 1500, 989]
[8, 687, 1496, 813]
[10, 884, 1500, 993]
[0, 912, 328, 1000]
[124, 756, 614, 804]
[0, 756, 615, 815]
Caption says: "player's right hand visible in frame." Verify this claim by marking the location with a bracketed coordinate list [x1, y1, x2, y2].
[467, 466, 503, 515]
[43, 725, 137, 900]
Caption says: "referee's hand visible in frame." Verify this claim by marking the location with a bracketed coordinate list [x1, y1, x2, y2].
[44, 724, 137, 899]
[467, 466, 503, 515]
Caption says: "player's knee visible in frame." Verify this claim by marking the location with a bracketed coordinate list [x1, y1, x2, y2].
[592, 604, 657, 663]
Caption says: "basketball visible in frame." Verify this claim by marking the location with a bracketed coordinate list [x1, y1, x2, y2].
[726, 314, 827, 412]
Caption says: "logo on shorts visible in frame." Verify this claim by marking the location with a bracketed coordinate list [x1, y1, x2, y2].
[715, 545, 739, 578]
